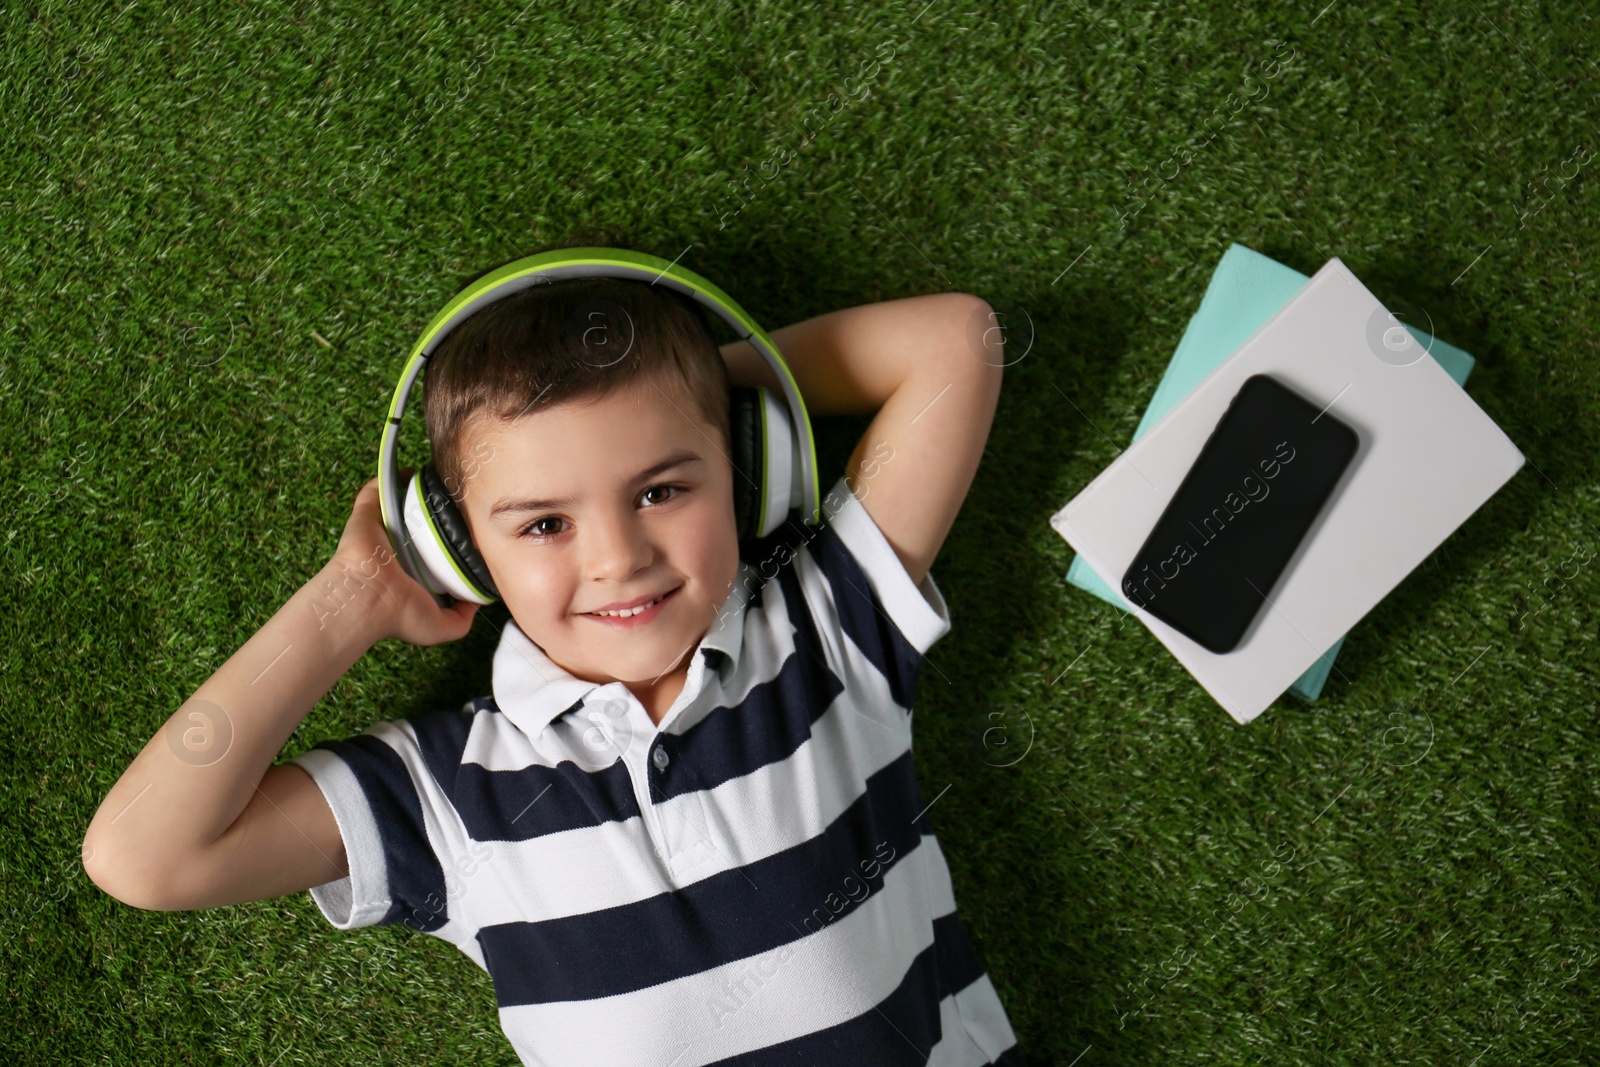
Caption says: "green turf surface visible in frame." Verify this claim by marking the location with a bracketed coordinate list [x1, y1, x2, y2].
[5, 0, 1598, 1063]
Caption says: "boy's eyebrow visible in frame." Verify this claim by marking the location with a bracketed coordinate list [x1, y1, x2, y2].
[489, 449, 704, 518]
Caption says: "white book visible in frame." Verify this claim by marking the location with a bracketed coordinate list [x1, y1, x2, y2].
[1049, 257, 1525, 724]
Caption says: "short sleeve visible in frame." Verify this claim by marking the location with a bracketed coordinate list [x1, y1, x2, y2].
[285, 715, 463, 934]
[790, 476, 953, 710]
[817, 475, 953, 654]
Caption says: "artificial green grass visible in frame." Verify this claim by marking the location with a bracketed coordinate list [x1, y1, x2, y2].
[4, 0, 1598, 1063]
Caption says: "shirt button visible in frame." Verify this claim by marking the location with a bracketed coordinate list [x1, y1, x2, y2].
[652, 746, 670, 770]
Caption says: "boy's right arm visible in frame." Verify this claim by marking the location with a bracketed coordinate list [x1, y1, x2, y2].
[83, 475, 479, 911]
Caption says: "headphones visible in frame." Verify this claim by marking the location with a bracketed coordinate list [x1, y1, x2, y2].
[379, 247, 822, 608]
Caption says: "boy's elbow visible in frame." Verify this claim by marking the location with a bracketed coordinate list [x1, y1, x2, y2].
[949, 293, 1008, 379]
[83, 833, 176, 912]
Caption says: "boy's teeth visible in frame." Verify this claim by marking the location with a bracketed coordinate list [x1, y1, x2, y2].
[593, 594, 664, 617]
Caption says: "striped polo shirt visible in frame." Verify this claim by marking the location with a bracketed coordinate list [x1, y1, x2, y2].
[288, 475, 1024, 1066]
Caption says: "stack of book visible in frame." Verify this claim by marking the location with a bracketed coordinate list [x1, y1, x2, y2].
[1063, 243, 1477, 702]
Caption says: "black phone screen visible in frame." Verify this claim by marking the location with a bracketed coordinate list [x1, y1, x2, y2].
[1120, 373, 1360, 654]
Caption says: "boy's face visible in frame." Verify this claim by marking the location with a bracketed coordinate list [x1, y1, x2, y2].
[456, 372, 740, 704]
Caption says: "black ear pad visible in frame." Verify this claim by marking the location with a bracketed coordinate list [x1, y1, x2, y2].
[728, 386, 763, 541]
[419, 462, 501, 602]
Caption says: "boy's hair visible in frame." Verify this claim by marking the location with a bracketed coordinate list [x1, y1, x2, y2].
[422, 265, 731, 510]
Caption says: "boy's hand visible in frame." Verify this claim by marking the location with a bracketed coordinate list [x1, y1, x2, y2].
[331, 470, 481, 646]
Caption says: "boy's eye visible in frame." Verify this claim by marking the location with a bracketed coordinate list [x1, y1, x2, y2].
[516, 484, 686, 540]
[640, 484, 681, 507]
[520, 516, 567, 540]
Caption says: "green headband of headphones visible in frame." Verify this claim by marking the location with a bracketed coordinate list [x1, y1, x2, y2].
[379, 246, 822, 609]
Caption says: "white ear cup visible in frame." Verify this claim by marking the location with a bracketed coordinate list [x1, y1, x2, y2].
[759, 387, 799, 537]
[403, 472, 497, 605]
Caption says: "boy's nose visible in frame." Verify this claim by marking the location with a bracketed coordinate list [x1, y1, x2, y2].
[582, 511, 655, 582]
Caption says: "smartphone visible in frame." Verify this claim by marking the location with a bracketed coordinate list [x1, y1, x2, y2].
[1120, 373, 1360, 653]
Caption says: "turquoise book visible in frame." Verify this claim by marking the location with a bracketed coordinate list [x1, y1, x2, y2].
[1064, 243, 1477, 702]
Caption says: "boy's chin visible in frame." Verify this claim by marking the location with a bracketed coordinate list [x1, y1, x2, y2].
[556, 627, 707, 680]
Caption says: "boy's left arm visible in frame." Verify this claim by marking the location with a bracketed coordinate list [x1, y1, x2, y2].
[722, 292, 1005, 586]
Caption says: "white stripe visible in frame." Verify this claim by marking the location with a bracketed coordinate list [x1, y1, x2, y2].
[461, 709, 550, 771]
[497, 838, 941, 1067]
[930, 974, 1021, 1065]
[928, 989, 997, 1067]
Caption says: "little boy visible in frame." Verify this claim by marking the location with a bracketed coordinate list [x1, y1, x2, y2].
[84, 270, 1021, 1065]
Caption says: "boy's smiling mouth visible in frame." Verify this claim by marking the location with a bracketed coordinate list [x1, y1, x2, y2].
[581, 585, 681, 625]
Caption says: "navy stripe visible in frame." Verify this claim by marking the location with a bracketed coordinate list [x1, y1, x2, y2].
[478, 748, 927, 1007]
[405, 702, 644, 842]
[311, 732, 449, 933]
[932, 911, 988, 1002]
[440, 741, 643, 842]
[407, 709, 475, 792]
[804, 518, 927, 711]
[654, 634, 845, 803]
